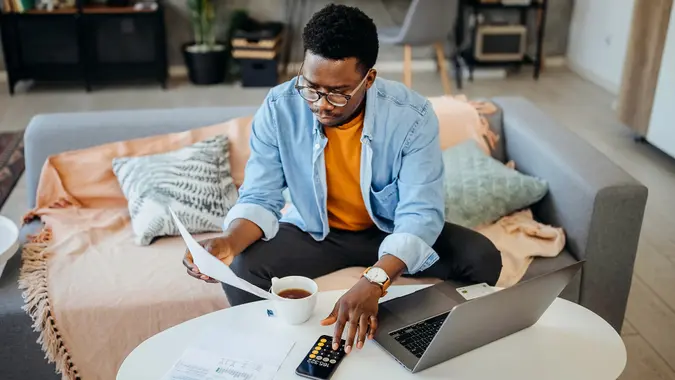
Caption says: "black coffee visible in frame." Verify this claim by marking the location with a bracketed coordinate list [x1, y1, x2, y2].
[278, 288, 312, 299]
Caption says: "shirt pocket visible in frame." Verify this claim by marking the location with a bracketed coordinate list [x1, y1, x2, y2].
[370, 181, 399, 221]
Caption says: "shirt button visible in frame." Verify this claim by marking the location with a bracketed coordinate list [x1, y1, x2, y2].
[314, 143, 320, 149]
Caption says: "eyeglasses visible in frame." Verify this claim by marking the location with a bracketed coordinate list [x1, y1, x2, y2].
[294, 63, 369, 107]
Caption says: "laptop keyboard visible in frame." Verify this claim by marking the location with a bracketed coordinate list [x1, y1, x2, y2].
[389, 312, 450, 358]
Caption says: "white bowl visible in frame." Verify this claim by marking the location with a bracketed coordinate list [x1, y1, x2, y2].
[0, 215, 19, 278]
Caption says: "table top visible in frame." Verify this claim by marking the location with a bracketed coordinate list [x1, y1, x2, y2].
[117, 284, 626, 380]
[0, 215, 19, 263]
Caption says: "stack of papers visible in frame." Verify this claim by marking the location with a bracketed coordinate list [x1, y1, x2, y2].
[163, 327, 295, 380]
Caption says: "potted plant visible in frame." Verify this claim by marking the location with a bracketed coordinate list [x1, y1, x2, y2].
[183, 0, 227, 85]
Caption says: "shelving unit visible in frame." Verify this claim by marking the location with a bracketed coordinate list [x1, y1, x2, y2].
[0, 0, 168, 94]
[453, 0, 548, 89]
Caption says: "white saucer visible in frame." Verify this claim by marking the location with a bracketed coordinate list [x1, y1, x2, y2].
[0, 215, 19, 278]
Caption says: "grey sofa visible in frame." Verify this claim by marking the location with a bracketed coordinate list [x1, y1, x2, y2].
[0, 97, 647, 379]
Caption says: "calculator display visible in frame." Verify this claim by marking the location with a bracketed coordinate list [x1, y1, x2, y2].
[295, 335, 346, 380]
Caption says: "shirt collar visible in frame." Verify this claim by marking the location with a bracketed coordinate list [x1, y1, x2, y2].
[361, 79, 378, 141]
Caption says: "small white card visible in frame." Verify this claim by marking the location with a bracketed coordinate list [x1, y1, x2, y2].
[456, 283, 495, 300]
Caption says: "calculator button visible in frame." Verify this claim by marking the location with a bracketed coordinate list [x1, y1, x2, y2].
[323, 357, 330, 362]
[316, 356, 323, 360]
[330, 359, 336, 364]
[312, 350, 318, 355]
[318, 342, 325, 347]
[309, 354, 316, 359]
[320, 338, 327, 343]
[314, 346, 321, 351]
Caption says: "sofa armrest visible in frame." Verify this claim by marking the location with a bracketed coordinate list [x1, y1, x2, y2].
[24, 106, 259, 208]
[493, 97, 648, 332]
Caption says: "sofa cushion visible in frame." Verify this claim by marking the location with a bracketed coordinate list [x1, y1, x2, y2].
[113, 135, 238, 245]
[24, 107, 259, 208]
[26, 115, 253, 213]
[2, 223, 61, 380]
[0, 253, 61, 380]
[442, 140, 548, 228]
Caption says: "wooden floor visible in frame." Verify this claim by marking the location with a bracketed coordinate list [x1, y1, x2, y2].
[1, 69, 675, 379]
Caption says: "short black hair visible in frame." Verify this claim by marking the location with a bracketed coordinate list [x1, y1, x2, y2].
[302, 4, 379, 74]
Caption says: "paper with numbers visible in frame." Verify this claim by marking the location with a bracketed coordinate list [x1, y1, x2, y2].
[162, 327, 295, 380]
[162, 349, 275, 380]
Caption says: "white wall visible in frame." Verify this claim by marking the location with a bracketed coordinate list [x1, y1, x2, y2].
[646, 6, 675, 157]
[566, 0, 636, 94]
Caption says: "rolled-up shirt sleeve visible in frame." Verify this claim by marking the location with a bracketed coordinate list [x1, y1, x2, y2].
[222, 94, 286, 241]
[378, 103, 445, 273]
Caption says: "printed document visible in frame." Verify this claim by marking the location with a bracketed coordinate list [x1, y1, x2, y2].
[162, 326, 295, 380]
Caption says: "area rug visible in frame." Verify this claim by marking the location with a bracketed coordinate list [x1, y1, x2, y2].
[0, 131, 25, 210]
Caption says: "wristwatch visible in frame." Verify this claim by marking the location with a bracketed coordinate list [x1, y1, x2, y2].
[361, 266, 391, 297]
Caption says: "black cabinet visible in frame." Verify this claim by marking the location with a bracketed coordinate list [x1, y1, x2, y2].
[0, 3, 167, 94]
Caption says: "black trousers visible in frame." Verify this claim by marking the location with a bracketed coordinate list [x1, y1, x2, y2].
[222, 222, 502, 306]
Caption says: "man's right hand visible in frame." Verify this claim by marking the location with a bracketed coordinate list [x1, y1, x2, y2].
[182, 237, 235, 283]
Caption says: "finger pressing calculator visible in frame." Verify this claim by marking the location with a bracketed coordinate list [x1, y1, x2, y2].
[295, 335, 346, 380]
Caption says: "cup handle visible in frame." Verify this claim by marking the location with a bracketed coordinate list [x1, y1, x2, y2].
[267, 277, 280, 317]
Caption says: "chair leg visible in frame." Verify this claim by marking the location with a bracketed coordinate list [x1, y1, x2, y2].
[403, 44, 412, 88]
[434, 42, 452, 95]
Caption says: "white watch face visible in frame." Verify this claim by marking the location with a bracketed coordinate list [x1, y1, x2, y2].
[367, 267, 388, 284]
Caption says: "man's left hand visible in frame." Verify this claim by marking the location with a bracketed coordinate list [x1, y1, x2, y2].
[320, 278, 382, 354]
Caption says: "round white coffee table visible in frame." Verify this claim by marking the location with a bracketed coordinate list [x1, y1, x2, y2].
[0, 215, 19, 278]
[117, 285, 626, 380]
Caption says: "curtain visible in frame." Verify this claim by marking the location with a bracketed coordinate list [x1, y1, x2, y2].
[617, 0, 674, 136]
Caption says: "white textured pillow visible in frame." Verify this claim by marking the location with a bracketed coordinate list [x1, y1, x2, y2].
[112, 135, 238, 245]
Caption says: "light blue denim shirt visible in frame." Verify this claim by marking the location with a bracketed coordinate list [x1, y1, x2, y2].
[223, 76, 445, 274]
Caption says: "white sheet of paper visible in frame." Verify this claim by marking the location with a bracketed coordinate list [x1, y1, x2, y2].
[169, 209, 279, 300]
[192, 326, 295, 370]
[162, 348, 277, 380]
[162, 327, 295, 380]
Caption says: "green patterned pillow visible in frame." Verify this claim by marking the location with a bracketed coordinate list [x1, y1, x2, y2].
[442, 140, 548, 228]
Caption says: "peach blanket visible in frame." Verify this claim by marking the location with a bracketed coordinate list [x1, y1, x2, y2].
[20, 117, 253, 380]
[19, 102, 564, 380]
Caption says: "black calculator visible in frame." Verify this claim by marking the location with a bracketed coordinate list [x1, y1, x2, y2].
[295, 335, 346, 380]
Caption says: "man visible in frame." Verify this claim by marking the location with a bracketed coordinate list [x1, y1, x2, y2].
[184, 4, 502, 354]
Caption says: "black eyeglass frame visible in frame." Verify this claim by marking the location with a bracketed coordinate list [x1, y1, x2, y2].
[294, 62, 370, 107]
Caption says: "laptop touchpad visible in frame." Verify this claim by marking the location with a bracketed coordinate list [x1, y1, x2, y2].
[382, 287, 457, 324]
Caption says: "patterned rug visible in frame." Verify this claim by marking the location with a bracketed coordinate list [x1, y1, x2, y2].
[0, 131, 25, 210]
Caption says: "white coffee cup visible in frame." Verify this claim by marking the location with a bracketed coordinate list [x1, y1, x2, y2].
[269, 276, 318, 325]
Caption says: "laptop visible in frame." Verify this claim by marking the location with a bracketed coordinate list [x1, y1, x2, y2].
[373, 261, 584, 373]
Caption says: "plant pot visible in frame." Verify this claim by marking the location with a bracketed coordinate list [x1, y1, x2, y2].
[182, 42, 229, 85]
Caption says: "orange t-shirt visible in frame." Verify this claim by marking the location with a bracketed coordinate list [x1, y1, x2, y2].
[324, 110, 374, 231]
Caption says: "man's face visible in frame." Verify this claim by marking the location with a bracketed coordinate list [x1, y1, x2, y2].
[298, 52, 376, 127]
